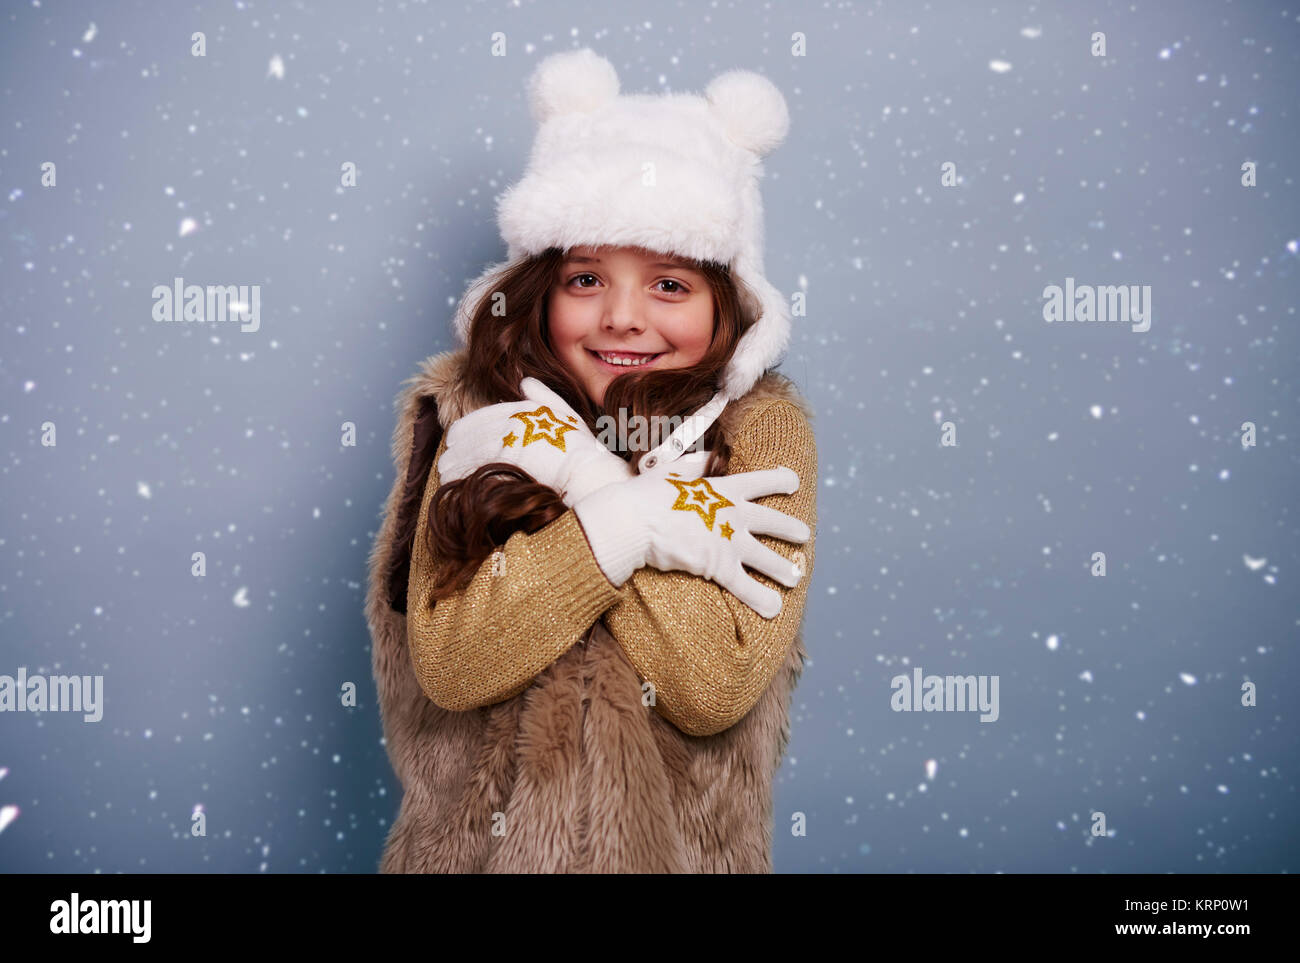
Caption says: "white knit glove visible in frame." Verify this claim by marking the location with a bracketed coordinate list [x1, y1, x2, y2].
[436, 377, 632, 506]
[572, 450, 811, 619]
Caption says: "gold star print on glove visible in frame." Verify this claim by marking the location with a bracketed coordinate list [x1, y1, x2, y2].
[504, 404, 579, 451]
[666, 476, 734, 531]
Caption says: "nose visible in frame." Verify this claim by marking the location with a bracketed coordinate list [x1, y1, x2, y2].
[601, 286, 645, 335]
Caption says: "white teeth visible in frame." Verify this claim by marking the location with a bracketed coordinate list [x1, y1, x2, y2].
[595, 351, 658, 367]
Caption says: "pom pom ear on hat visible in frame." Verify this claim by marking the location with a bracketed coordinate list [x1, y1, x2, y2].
[526, 48, 620, 123]
[525, 50, 791, 158]
[464, 47, 794, 473]
[706, 69, 790, 156]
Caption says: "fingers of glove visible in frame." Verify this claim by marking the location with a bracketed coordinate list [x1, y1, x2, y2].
[441, 417, 510, 461]
[444, 404, 522, 447]
[438, 439, 511, 477]
[738, 502, 812, 545]
[642, 521, 782, 616]
[717, 466, 800, 502]
[519, 377, 580, 420]
[735, 531, 805, 588]
[435, 450, 471, 482]
[438, 435, 538, 483]
[440, 416, 470, 450]
[715, 561, 783, 620]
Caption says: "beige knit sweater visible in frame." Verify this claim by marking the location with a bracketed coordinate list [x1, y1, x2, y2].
[406, 398, 817, 737]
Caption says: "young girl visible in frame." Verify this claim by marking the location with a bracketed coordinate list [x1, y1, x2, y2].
[365, 49, 817, 873]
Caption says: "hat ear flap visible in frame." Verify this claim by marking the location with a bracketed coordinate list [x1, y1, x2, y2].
[526, 48, 620, 124]
[705, 69, 790, 156]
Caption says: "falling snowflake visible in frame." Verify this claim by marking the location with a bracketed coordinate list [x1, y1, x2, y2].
[0, 769, 16, 837]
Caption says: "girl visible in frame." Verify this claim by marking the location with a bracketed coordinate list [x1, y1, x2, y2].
[365, 49, 817, 872]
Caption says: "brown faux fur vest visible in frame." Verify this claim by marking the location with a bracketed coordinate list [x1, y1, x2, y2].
[365, 347, 812, 872]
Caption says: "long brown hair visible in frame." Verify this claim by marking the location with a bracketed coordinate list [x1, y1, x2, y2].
[386, 245, 755, 611]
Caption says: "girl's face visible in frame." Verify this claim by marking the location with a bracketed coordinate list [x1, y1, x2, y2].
[547, 245, 714, 407]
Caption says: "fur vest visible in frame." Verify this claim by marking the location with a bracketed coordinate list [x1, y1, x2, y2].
[365, 348, 812, 872]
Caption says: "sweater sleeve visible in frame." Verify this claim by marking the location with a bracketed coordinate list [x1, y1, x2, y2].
[599, 399, 818, 737]
[406, 433, 627, 711]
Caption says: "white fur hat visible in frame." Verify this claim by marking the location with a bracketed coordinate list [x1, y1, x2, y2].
[452, 47, 791, 472]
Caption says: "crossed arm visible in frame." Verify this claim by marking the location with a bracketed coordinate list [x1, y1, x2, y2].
[405, 399, 817, 736]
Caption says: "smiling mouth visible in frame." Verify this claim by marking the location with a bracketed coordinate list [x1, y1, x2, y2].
[587, 348, 666, 369]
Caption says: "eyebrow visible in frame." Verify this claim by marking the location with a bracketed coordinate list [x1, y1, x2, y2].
[564, 255, 697, 272]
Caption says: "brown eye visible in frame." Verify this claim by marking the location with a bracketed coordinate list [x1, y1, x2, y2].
[657, 279, 686, 294]
[569, 273, 599, 288]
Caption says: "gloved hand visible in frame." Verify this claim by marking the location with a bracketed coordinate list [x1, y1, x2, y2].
[436, 377, 633, 507]
[571, 450, 811, 619]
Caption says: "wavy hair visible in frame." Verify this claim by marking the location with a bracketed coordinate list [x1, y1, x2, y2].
[385, 245, 756, 610]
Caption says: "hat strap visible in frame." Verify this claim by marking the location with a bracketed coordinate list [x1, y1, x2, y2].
[637, 389, 730, 474]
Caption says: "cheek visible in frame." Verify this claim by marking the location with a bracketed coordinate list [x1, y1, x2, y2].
[547, 295, 587, 355]
[667, 313, 714, 364]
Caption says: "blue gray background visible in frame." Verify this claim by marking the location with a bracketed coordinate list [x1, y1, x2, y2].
[1, 0, 1296, 873]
